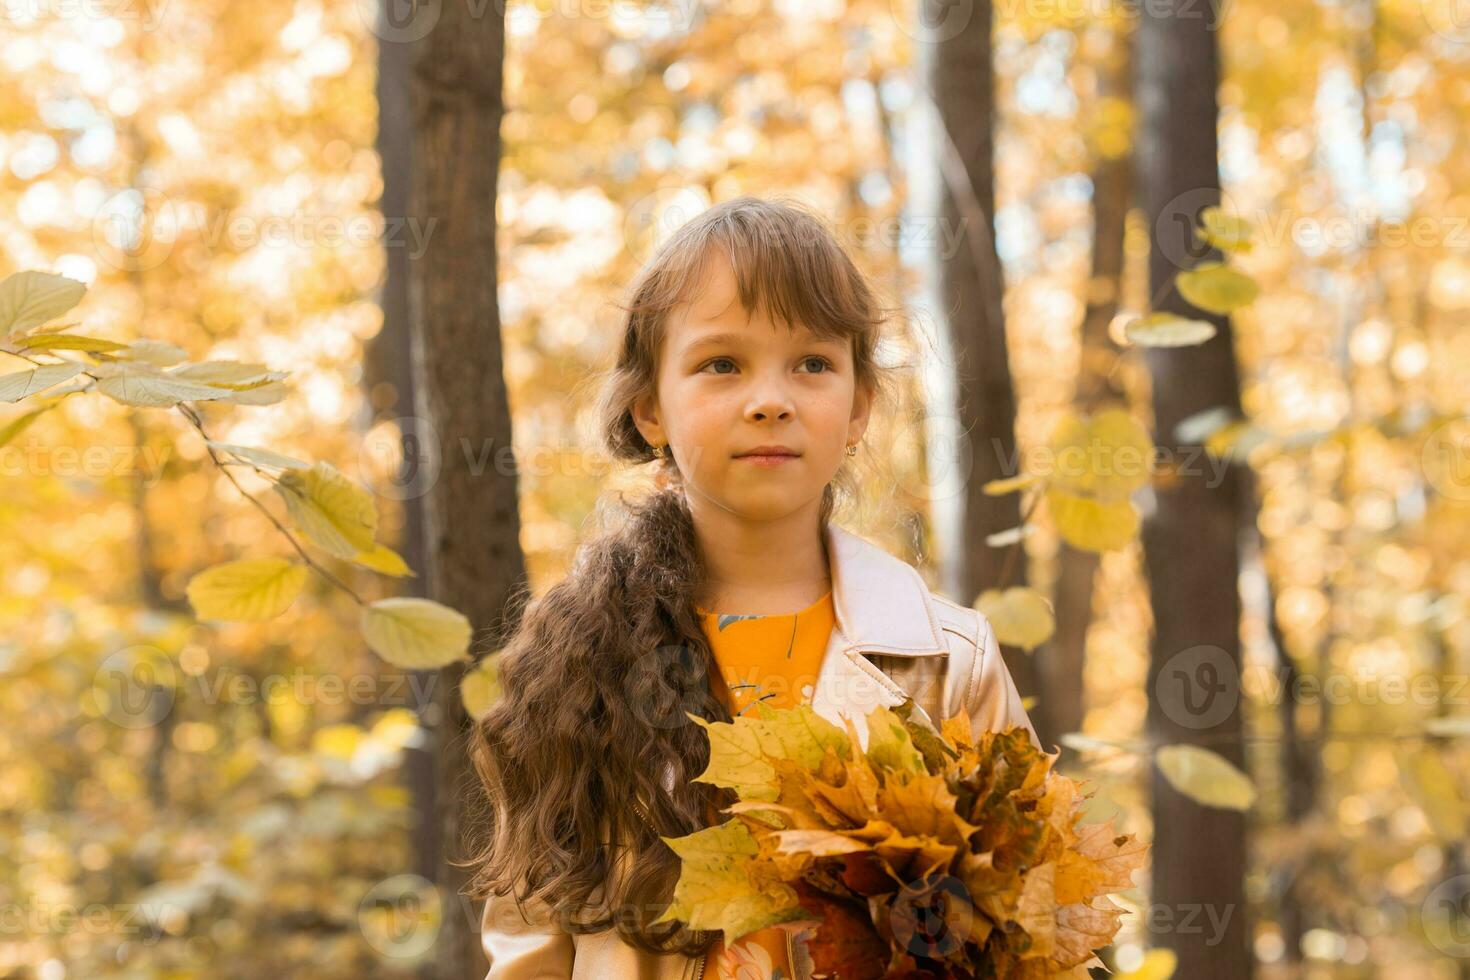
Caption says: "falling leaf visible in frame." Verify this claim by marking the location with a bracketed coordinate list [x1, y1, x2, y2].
[1154, 745, 1257, 811]
[461, 656, 502, 720]
[982, 473, 1040, 495]
[1048, 409, 1154, 500]
[1047, 488, 1140, 553]
[1123, 312, 1217, 348]
[1197, 206, 1254, 253]
[975, 587, 1056, 652]
[1176, 261, 1259, 315]
[985, 524, 1035, 547]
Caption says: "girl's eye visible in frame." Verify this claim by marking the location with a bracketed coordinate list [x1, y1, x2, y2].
[697, 356, 833, 374]
[701, 357, 737, 374]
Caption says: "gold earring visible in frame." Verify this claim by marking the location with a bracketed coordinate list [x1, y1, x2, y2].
[845, 444, 858, 456]
[652, 443, 667, 459]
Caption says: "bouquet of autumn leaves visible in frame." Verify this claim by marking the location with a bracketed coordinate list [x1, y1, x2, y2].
[653, 700, 1147, 979]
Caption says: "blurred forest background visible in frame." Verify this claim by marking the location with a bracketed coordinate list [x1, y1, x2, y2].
[2, 0, 1469, 977]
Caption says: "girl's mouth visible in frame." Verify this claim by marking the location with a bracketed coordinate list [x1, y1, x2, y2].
[737, 454, 799, 467]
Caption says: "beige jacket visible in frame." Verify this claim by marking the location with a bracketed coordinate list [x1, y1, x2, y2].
[480, 521, 1042, 979]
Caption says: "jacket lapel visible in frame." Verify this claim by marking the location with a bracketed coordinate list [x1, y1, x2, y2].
[809, 522, 947, 747]
[648, 523, 948, 804]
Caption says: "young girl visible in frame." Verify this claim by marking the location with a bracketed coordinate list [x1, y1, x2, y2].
[468, 196, 1040, 980]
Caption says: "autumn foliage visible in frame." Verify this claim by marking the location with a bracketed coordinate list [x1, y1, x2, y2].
[656, 701, 1148, 978]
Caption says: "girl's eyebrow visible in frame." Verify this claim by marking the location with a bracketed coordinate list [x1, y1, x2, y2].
[681, 330, 842, 355]
[682, 331, 746, 355]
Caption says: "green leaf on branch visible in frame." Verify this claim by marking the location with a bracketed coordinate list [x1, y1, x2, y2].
[361, 597, 472, 668]
[186, 558, 309, 621]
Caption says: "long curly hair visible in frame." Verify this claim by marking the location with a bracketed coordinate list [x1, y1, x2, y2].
[465, 196, 903, 956]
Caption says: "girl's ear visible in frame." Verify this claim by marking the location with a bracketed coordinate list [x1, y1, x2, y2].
[631, 392, 666, 448]
[848, 380, 875, 444]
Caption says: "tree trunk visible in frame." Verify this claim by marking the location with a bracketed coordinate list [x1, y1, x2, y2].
[1136, 0, 1252, 974]
[927, 0, 1041, 728]
[1042, 27, 1134, 751]
[406, 2, 516, 975]
[370, 12, 439, 907]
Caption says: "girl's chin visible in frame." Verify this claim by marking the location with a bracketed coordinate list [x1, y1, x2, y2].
[718, 492, 825, 520]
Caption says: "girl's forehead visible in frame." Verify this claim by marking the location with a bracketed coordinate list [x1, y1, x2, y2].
[674, 252, 807, 333]
[677, 249, 743, 320]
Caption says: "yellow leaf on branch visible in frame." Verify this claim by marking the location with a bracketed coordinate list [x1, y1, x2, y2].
[186, 557, 308, 621]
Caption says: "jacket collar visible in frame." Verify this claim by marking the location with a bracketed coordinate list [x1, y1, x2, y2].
[824, 521, 948, 658]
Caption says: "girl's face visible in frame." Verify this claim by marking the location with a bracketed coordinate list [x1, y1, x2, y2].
[633, 251, 872, 524]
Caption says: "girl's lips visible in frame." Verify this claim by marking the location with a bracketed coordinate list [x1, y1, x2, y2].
[737, 454, 799, 467]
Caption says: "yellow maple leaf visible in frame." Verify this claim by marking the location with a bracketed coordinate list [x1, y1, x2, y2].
[653, 819, 803, 946]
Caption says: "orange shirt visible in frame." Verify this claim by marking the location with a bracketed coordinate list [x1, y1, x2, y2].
[695, 589, 832, 979]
